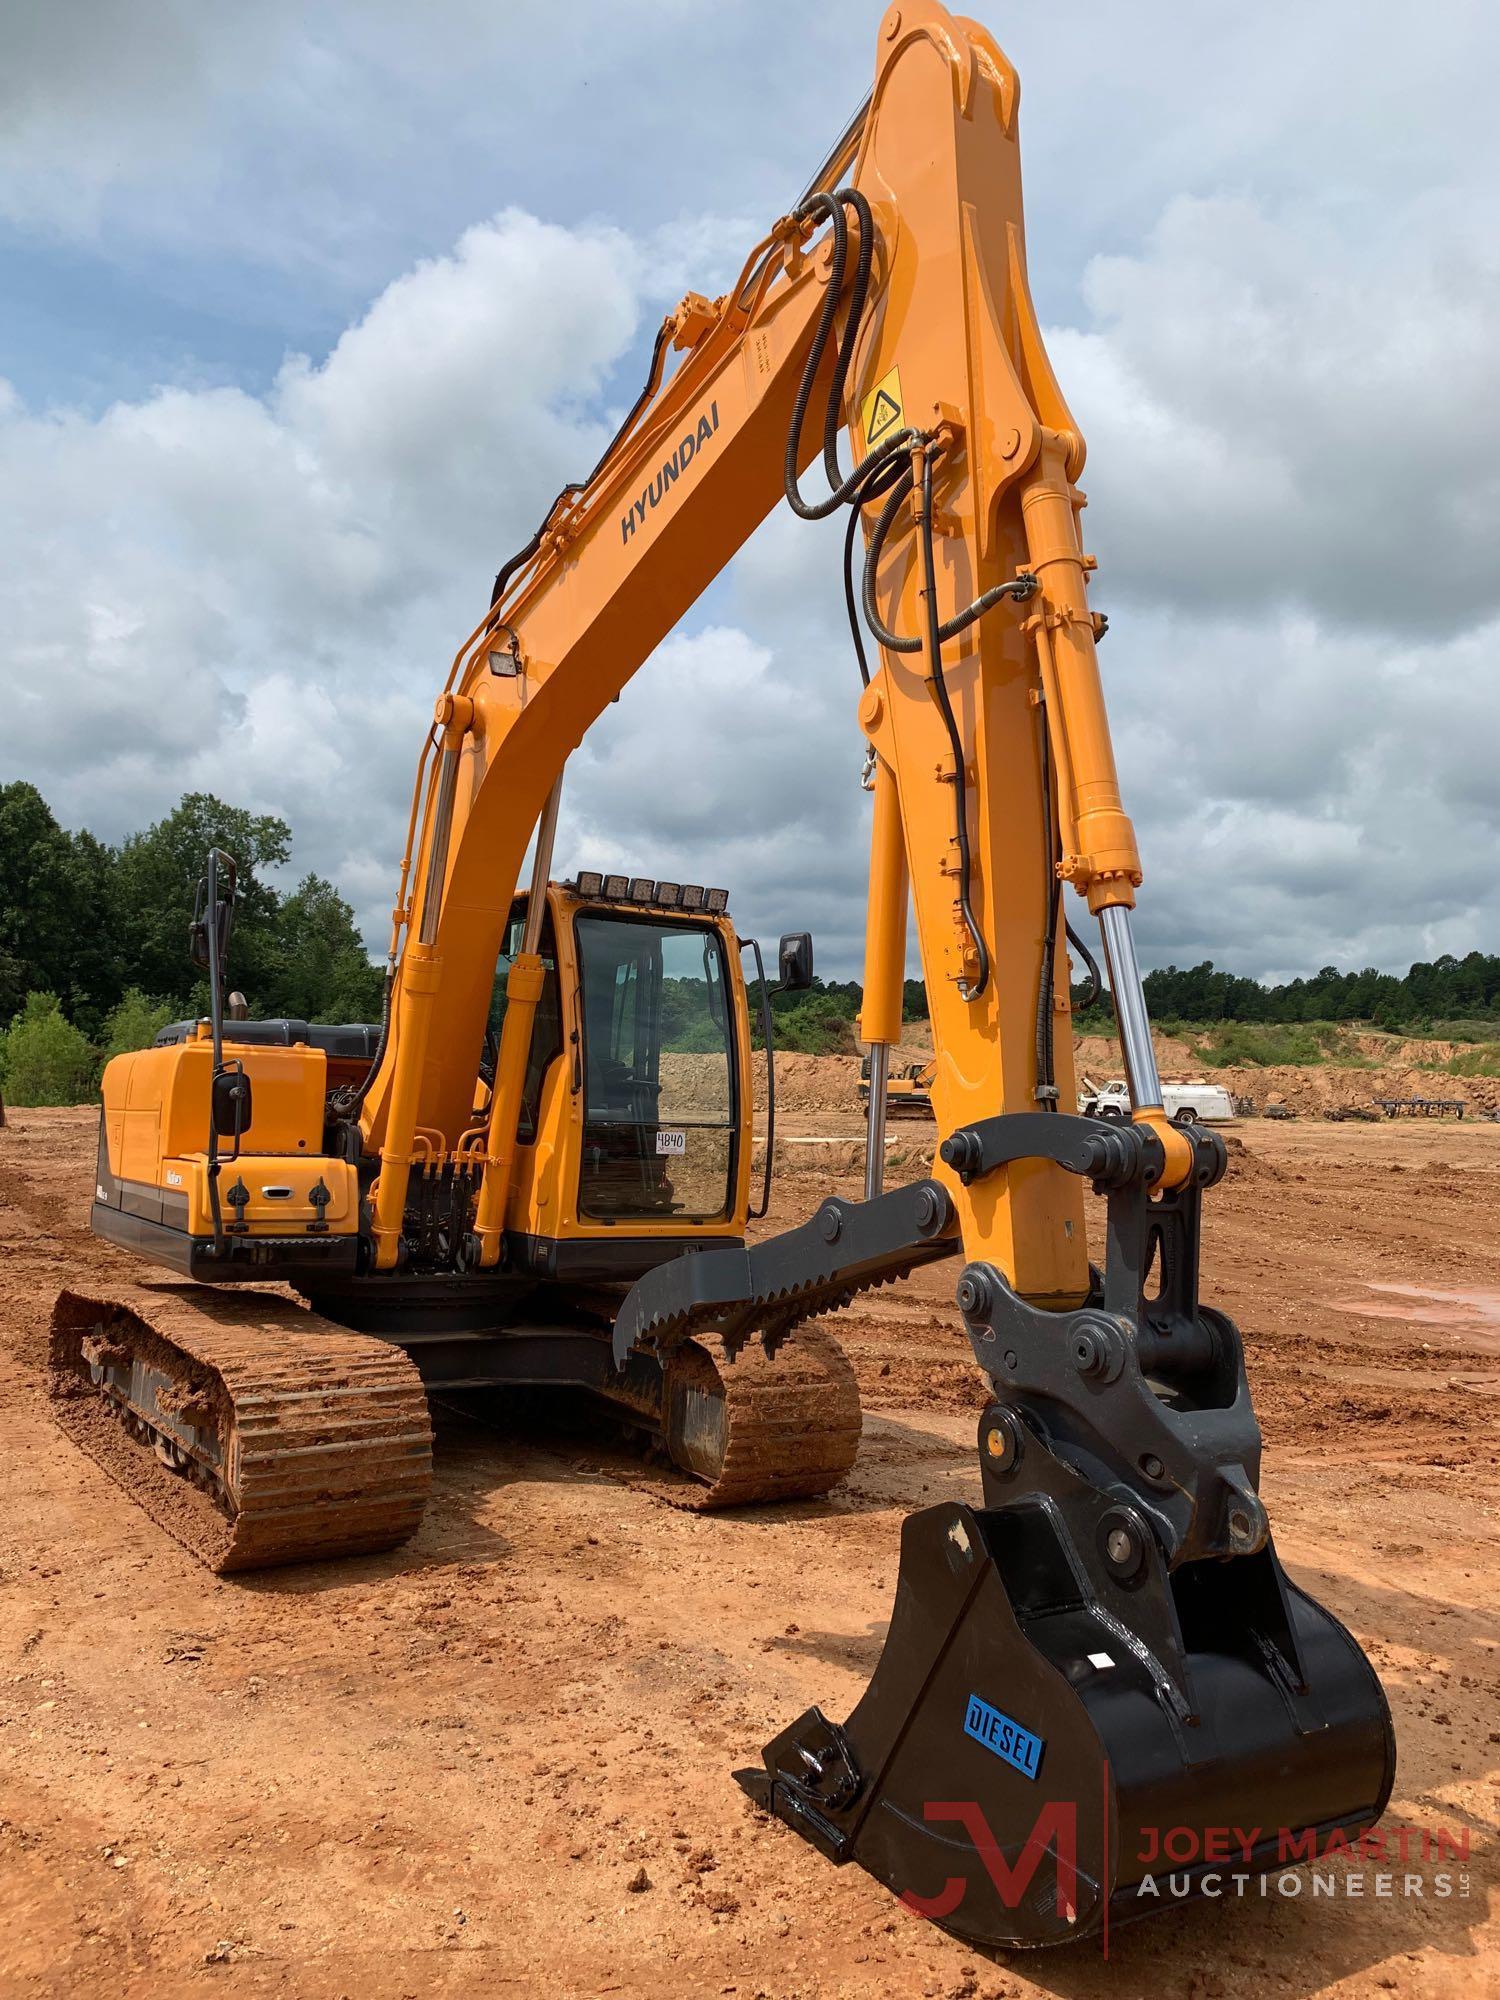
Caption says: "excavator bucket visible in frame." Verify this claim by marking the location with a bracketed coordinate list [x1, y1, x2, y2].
[711, 1113, 1396, 1947]
[738, 1432, 1394, 1948]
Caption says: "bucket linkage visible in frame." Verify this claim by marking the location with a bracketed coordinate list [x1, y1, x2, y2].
[736, 1112, 1396, 1948]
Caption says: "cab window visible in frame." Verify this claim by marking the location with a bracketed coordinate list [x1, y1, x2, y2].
[575, 914, 735, 1222]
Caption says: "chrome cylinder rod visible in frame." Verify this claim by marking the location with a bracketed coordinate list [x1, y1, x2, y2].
[864, 1042, 890, 1200]
[417, 745, 462, 948]
[522, 776, 565, 954]
[1097, 903, 1164, 1112]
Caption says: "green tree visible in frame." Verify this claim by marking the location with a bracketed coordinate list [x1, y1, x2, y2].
[0, 992, 97, 1105]
[99, 988, 176, 1062]
[764, 989, 860, 1054]
[114, 793, 291, 1009]
[269, 875, 383, 1021]
[0, 782, 120, 1030]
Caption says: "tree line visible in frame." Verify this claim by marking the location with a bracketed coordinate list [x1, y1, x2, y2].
[4, 777, 1494, 1101]
[0, 783, 382, 1104]
[753, 976, 927, 1055]
[752, 954, 1500, 1055]
[1133, 955, 1500, 1032]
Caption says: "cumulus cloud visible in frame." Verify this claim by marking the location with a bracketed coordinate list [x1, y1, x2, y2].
[1057, 193, 1500, 635]
[3, 5, 1498, 990]
[561, 621, 872, 966]
[0, 200, 883, 973]
[1044, 177, 1500, 978]
[0, 209, 641, 918]
[9, 1, 1496, 344]
[0, 0, 859, 307]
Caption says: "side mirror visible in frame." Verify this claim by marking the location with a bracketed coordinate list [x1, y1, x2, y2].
[188, 907, 220, 972]
[212, 1068, 253, 1137]
[777, 932, 814, 994]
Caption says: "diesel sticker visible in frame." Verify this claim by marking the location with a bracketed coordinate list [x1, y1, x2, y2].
[963, 1693, 1043, 1779]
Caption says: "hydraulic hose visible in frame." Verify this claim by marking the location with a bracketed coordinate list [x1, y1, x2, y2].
[1034, 703, 1060, 1102]
[844, 497, 871, 685]
[817, 189, 874, 492]
[338, 967, 394, 1123]
[793, 93, 871, 212]
[916, 452, 989, 1001]
[783, 191, 850, 519]
[842, 447, 911, 685]
[490, 317, 674, 615]
[780, 190, 1041, 1000]
[1067, 919, 1104, 1013]
[784, 189, 920, 523]
[861, 455, 1037, 652]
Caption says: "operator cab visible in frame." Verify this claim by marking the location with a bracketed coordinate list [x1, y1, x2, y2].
[489, 875, 753, 1233]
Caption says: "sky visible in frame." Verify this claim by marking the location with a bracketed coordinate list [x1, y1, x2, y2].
[3, 0, 1498, 986]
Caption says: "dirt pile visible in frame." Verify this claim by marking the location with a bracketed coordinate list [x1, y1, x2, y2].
[1074, 1028, 1203, 1080]
[770, 1051, 861, 1113]
[1213, 1060, 1499, 1118]
[770, 1038, 1499, 1121]
[656, 1050, 734, 1118]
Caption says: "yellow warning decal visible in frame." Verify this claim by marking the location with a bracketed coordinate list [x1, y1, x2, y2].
[861, 367, 905, 450]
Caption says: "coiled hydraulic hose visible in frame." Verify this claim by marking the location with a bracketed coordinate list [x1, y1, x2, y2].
[860, 454, 1037, 653]
[782, 189, 1044, 1001]
[784, 188, 921, 521]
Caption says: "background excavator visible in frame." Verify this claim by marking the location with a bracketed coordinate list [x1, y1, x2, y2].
[859, 1051, 936, 1119]
[49, 0, 1395, 1949]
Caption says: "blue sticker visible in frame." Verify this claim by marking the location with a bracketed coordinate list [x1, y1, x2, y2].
[963, 1693, 1043, 1779]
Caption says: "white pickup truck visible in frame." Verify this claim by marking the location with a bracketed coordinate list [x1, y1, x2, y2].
[1079, 1077, 1236, 1125]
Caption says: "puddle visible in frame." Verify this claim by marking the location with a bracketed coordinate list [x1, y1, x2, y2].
[1332, 1281, 1500, 1351]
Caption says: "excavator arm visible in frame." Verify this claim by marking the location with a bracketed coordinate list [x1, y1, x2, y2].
[345, 1, 1392, 1946]
[357, 0, 1183, 1286]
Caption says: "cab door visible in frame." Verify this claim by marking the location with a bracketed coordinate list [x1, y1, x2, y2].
[573, 913, 738, 1226]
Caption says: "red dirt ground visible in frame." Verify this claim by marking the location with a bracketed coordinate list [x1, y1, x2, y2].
[1, 1104, 1497, 1996]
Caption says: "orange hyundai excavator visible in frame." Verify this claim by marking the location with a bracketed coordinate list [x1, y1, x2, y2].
[51, 2, 1394, 1947]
